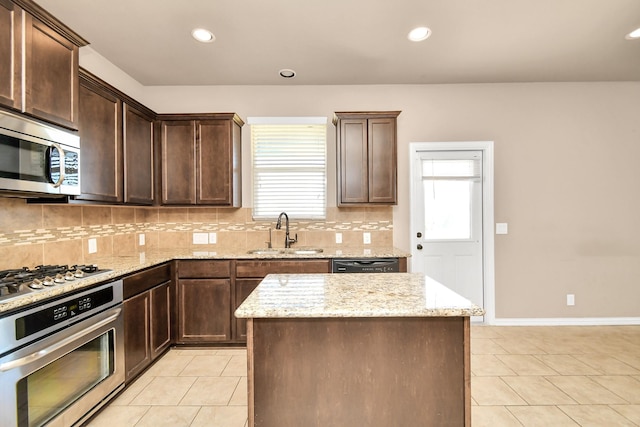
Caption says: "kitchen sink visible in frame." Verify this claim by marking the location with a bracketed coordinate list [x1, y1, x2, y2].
[283, 248, 324, 255]
[246, 247, 324, 255]
[246, 249, 284, 255]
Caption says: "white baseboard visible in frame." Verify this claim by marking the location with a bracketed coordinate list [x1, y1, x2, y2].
[489, 317, 640, 326]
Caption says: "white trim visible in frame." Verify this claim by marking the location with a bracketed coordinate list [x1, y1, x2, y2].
[492, 317, 640, 326]
[409, 141, 495, 324]
[247, 116, 327, 125]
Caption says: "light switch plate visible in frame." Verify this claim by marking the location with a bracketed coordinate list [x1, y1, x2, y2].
[567, 294, 575, 306]
[209, 232, 217, 244]
[193, 232, 208, 245]
[335, 232, 342, 244]
[139, 233, 145, 246]
[496, 223, 508, 234]
[363, 232, 371, 244]
[88, 238, 97, 254]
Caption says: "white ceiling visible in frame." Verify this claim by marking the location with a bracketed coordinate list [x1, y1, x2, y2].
[36, 0, 640, 86]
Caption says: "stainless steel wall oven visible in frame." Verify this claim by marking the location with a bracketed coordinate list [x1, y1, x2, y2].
[0, 280, 124, 427]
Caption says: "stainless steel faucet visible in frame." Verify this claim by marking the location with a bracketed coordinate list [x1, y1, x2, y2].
[275, 212, 297, 248]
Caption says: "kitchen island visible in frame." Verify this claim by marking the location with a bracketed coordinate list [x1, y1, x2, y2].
[235, 273, 484, 427]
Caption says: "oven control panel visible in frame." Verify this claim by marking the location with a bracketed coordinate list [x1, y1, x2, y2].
[15, 287, 114, 340]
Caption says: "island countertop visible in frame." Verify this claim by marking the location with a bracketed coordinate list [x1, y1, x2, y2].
[235, 273, 484, 318]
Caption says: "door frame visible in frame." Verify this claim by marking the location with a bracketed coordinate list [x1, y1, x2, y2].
[409, 141, 495, 324]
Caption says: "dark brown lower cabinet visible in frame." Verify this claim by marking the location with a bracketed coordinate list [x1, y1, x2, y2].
[150, 282, 171, 358]
[234, 279, 262, 341]
[233, 260, 331, 342]
[176, 260, 232, 343]
[123, 291, 149, 381]
[178, 278, 231, 342]
[123, 264, 172, 382]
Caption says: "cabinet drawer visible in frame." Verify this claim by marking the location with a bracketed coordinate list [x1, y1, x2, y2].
[177, 260, 231, 278]
[123, 263, 171, 299]
[236, 260, 330, 278]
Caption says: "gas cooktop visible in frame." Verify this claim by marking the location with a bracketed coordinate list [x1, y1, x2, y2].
[0, 265, 111, 304]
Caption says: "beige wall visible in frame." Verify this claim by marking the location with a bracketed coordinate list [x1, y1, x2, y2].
[7, 52, 640, 321]
[137, 81, 640, 320]
[131, 82, 640, 318]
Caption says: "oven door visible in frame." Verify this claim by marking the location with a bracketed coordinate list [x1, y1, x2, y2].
[0, 306, 124, 427]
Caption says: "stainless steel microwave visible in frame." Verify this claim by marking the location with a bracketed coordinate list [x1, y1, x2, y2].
[0, 110, 80, 197]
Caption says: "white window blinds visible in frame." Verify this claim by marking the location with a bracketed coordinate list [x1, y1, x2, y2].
[250, 118, 327, 220]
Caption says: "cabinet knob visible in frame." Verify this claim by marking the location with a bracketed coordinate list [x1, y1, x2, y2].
[417, 244, 423, 250]
[417, 232, 422, 238]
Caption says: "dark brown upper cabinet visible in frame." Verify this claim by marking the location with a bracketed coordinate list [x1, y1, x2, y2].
[76, 69, 155, 205]
[160, 113, 243, 206]
[123, 103, 154, 205]
[0, 0, 21, 110]
[334, 111, 401, 206]
[1, 0, 87, 129]
[77, 72, 122, 203]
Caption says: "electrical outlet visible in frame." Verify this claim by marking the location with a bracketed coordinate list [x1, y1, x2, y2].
[88, 238, 97, 254]
[139, 233, 145, 246]
[363, 232, 371, 244]
[567, 294, 575, 306]
[335, 232, 342, 244]
[209, 232, 217, 244]
[193, 232, 208, 245]
[496, 223, 508, 234]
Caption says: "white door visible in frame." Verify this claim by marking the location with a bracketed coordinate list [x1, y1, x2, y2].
[411, 149, 484, 312]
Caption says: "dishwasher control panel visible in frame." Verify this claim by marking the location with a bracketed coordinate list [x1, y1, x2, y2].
[332, 258, 400, 273]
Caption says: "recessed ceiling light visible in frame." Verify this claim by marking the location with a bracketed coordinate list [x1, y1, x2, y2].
[279, 69, 296, 78]
[408, 26, 432, 42]
[192, 28, 215, 43]
[626, 27, 640, 40]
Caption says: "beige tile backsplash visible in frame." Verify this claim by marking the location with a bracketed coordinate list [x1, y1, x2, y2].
[0, 198, 393, 269]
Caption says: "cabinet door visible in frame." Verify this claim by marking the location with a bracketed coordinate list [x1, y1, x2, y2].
[23, 14, 78, 129]
[150, 281, 171, 358]
[76, 77, 123, 203]
[0, 0, 21, 110]
[161, 120, 197, 204]
[197, 119, 239, 206]
[234, 278, 261, 341]
[178, 279, 231, 342]
[368, 118, 397, 204]
[124, 103, 154, 205]
[338, 119, 369, 204]
[124, 291, 151, 382]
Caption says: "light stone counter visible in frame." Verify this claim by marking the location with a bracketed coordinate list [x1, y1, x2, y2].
[0, 247, 410, 314]
[235, 273, 484, 318]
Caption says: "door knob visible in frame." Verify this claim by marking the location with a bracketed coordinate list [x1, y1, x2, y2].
[417, 244, 423, 250]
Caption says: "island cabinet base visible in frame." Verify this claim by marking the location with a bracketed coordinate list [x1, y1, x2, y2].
[246, 317, 471, 427]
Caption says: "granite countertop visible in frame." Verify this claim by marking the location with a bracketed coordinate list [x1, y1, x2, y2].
[0, 247, 410, 314]
[235, 273, 485, 318]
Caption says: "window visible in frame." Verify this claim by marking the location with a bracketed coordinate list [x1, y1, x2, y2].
[250, 117, 327, 220]
[421, 154, 482, 240]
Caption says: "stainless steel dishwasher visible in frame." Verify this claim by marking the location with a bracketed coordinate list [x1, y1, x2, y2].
[331, 258, 400, 273]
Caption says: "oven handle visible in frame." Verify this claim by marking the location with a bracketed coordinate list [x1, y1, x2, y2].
[0, 307, 121, 372]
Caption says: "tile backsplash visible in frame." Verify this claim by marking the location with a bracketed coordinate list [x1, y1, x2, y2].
[0, 198, 393, 269]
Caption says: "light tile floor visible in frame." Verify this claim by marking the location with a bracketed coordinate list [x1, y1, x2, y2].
[87, 325, 640, 426]
[86, 348, 249, 427]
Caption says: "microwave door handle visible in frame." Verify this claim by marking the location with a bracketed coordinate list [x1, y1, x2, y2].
[0, 308, 121, 372]
[48, 143, 66, 188]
